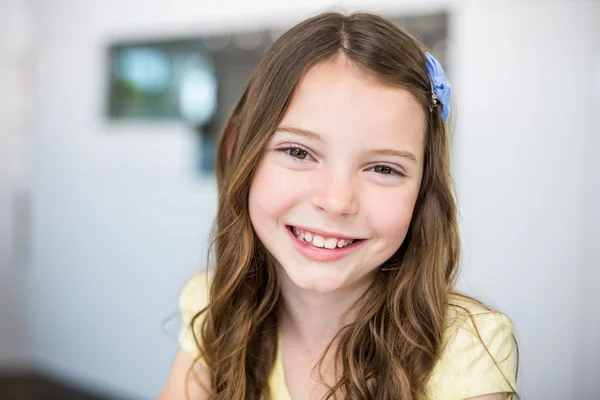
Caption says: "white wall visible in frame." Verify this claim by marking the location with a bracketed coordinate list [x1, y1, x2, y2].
[573, 9, 600, 398]
[0, 0, 34, 368]
[22, 0, 598, 399]
[452, 2, 599, 399]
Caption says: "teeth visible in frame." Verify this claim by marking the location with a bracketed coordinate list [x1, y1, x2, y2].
[324, 237, 338, 249]
[292, 227, 355, 249]
[312, 235, 325, 247]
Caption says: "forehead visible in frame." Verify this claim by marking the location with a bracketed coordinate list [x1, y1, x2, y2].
[280, 56, 427, 153]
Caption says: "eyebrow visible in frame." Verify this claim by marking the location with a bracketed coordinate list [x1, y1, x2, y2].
[366, 148, 418, 164]
[275, 125, 323, 142]
[275, 125, 418, 164]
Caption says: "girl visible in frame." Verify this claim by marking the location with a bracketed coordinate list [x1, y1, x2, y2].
[159, 11, 518, 400]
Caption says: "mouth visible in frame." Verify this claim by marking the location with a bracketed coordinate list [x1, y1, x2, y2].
[286, 225, 363, 250]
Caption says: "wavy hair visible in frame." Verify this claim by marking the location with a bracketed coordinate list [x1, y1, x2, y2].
[187, 11, 518, 400]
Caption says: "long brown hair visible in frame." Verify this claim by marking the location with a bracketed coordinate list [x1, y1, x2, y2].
[188, 11, 517, 399]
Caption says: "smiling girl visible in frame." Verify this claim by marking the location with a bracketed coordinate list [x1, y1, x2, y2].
[159, 11, 518, 400]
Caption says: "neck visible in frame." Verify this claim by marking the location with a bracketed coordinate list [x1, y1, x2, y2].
[277, 265, 375, 354]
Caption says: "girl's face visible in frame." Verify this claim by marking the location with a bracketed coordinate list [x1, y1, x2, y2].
[249, 57, 426, 293]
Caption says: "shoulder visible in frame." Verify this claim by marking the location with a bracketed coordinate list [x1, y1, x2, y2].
[179, 269, 211, 314]
[425, 293, 517, 400]
[446, 292, 503, 317]
[178, 269, 212, 360]
[442, 293, 515, 364]
[444, 293, 513, 334]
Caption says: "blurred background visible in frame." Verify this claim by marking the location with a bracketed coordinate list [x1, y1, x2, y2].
[0, 0, 598, 399]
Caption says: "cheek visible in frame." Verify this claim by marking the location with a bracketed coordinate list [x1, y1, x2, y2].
[248, 155, 303, 232]
[364, 185, 419, 246]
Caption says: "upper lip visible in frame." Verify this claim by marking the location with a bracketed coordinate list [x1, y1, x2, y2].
[288, 224, 361, 240]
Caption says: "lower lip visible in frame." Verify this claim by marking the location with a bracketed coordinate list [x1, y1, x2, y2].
[285, 226, 364, 262]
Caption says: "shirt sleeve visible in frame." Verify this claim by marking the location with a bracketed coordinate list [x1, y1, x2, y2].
[427, 311, 518, 400]
[177, 271, 210, 364]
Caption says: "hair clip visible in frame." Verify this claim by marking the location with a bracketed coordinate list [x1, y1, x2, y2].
[425, 52, 451, 122]
[429, 80, 440, 113]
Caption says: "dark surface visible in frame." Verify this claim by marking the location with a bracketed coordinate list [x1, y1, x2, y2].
[0, 372, 128, 400]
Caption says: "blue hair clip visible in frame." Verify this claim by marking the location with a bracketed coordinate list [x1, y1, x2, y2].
[425, 52, 451, 122]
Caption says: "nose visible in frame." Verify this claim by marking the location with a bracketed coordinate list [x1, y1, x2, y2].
[310, 169, 358, 216]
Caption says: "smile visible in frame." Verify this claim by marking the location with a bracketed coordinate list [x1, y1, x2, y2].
[285, 225, 365, 262]
[289, 226, 356, 249]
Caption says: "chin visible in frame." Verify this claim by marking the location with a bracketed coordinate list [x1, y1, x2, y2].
[280, 262, 352, 293]
[295, 278, 345, 293]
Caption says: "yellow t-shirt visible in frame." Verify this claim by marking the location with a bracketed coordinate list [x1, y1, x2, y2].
[178, 271, 517, 400]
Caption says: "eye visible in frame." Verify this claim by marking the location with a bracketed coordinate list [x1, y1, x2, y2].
[278, 146, 311, 160]
[371, 164, 405, 177]
[373, 165, 393, 175]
